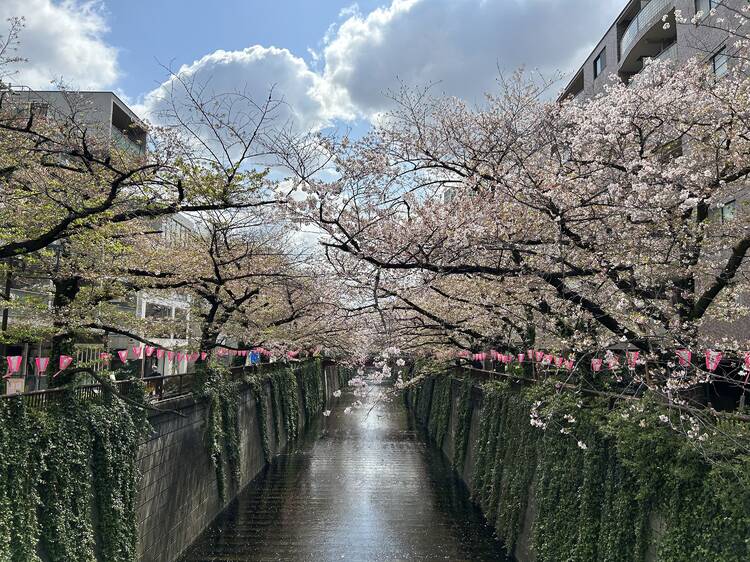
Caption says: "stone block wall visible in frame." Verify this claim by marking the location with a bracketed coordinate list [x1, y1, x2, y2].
[135, 362, 340, 562]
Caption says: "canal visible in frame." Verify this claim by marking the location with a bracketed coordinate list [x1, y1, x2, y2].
[179, 383, 509, 561]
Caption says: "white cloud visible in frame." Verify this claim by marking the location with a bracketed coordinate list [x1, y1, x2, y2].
[321, 0, 623, 117]
[1, 0, 118, 90]
[135, 0, 623, 131]
[6, 0, 624, 127]
[138, 45, 352, 131]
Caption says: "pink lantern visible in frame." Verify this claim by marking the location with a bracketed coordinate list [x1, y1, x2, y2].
[156, 349, 165, 359]
[554, 356, 564, 368]
[527, 349, 534, 360]
[200, 352, 208, 361]
[167, 351, 174, 362]
[564, 359, 574, 370]
[34, 357, 50, 374]
[132, 345, 143, 358]
[517, 353, 525, 363]
[5, 356, 22, 376]
[676, 349, 691, 367]
[704, 350, 722, 372]
[117, 350, 128, 364]
[535, 351, 544, 362]
[99, 352, 111, 363]
[59, 355, 74, 370]
[145, 346, 156, 357]
[591, 358, 603, 372]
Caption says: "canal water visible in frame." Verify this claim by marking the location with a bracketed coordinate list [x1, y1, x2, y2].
[179, 384, 509, 561]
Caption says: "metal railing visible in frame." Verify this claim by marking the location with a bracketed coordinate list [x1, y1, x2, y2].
[0, 359, 321, 408]
[2, 379, 138, 409]
[654, 42, 678, 62]
[451, 364, 750, 422]
[620, 0, 672, 57]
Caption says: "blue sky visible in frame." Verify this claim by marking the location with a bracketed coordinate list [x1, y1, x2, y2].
[3, 0, 624, 129]
[103, 0, 382, 96]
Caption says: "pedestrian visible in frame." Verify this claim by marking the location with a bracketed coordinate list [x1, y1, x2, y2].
[146, 364, 163, 399]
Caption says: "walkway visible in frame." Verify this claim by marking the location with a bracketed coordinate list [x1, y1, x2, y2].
[179, 384, 509, 561]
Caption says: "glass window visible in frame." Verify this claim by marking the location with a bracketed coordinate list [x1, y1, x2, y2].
[695, 0, 717, 17]
[721, 200, 736, 223]
[593, 48, 606, 79]
[145, 302, 171, 320]
[712, 47, 728, 77]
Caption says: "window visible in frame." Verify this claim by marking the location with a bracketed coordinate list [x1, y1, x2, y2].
[144, 302, 171, 320]
[29, 102, 48, 119]
[709, 200, 737, 225]
[721, 200, 736, 223]
[695, 0, 717, 18]
[712, 47, 729, 77]
[593, 48, 606, 79]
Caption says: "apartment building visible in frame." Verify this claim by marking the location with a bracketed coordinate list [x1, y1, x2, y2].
[0, 90, 195, 390]
[7, 89, 147, 155]
[560, 0, 740, 101]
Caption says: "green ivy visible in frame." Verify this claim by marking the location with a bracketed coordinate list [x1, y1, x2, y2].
[0, 379, 147, 562]
[88, 388, 146, 562]
[300, 359, 324, 423]
[249, 378, 272, 463]
[197, 363, 241, 504]
[409, 375, 750, 561]
[338, 364, 355, 387]
[0, 397, 44, 562]
[427, 375, 452, 448]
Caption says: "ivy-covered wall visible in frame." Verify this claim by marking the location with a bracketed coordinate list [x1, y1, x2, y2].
[0, 360, 338, 562]
[0, 385, 148, 562]
[136, 359, 337, 562]
[408, 375, 750, 562]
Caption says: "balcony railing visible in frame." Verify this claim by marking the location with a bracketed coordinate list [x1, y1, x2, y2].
[620, 0, 672, 57]
[654, 42, 678, 62]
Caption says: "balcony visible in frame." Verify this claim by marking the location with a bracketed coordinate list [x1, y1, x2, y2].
[619, 2, 676, 77]
[620, 0, 673, 58]
[654, 41, 678, 62]
[111, 125, 146, 156]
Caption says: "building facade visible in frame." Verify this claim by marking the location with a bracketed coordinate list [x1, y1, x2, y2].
[560, 0, 740, 101]
[0, 90, 196, 391]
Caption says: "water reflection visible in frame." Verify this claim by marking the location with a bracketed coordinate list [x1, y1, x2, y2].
[180, 385, 510, 561]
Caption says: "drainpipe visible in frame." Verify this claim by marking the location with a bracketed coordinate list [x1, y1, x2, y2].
[0, 261, 12, 358]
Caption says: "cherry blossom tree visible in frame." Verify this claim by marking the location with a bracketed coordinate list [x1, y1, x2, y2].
[284, 22, 750, 408]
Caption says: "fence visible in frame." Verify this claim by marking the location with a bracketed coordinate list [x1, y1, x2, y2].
[0, 360, 317, 409]
[452, 365, 750, 422]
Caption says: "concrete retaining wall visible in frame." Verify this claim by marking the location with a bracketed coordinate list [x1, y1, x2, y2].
[135, 362, 340, 562]
[407, 377, 535, 561]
